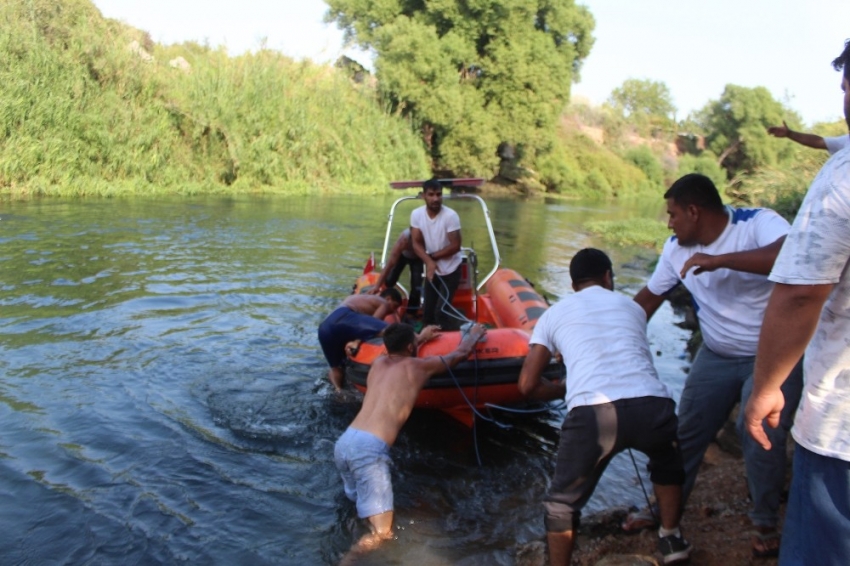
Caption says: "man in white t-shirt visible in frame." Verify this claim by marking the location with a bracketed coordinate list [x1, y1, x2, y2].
[410, 178, 463, 330]
[767, 120, 849, 155]
[519, 248, 691, 566]
[745, 39, 850, 566]
[630, 173, 803, 558]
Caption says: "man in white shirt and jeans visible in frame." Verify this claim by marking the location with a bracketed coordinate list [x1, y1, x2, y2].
[519, 248, 691, 565]
[410, 178, 463, 330]
[631, 173, 803, 558]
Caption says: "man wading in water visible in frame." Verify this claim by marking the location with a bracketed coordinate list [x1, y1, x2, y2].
[334, 322, 485, 563]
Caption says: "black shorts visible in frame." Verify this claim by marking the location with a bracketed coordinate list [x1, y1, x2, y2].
[544, 396, 684, 532]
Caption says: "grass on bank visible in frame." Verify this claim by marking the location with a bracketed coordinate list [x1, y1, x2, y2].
[2, 0, 840, 205]
[585, 218, 669, 251]
[1, 0, 430, 197]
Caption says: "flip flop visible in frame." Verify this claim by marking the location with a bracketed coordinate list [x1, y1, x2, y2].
[752, 530, 781, 558]
[621, 506, 658, 534]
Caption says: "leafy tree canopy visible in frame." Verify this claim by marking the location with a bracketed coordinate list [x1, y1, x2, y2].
[325, 0, 595, 175]
[607, 78, 676, 134]
[688, 84, 801, 178]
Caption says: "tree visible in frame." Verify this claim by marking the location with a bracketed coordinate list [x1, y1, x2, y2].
[325, 0, 595, 176]
[623, 145, 664, 188]
[607, 78, 676, 135]
[689, 84, 800, 178]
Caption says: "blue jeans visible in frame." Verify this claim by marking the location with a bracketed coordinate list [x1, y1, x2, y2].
[780, 443, 850, 565]
[677, 346, 803, 528]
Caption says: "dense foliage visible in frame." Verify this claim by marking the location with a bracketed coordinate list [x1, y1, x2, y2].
[607, 78, 676, 136]
[688, 84, 801, 178]
[0, 0, 429, 195]
[325, 0, 595, 176]
[2, 0, 843, 209]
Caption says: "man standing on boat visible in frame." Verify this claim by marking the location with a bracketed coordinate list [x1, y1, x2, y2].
[368, 228, 424, 318]
[410, 178, 464, 331]
[629, 173, 803, 558]
[518, 248, 691, 565]
[334, 322, 485, 562]
[319, 289, 437, 391]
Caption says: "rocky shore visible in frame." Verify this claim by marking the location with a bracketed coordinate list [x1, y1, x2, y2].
[516, 411, 790, 566]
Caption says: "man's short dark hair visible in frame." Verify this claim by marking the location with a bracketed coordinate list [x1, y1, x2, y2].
[570, 248, 613, 284]
[383, 322, 416, 354]
[833, 38, 850, 79]
[422, 177, 442, 192]
[380, 287, 402, 304]
[664, 173, 725, 211]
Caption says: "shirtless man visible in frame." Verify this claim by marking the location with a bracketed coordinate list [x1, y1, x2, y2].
[318, 289, 403, 391]
[334, 322, 486, 561]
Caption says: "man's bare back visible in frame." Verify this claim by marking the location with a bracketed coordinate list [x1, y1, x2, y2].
[349, 324, 486, 446]
[340, 293, 398, 322]
[350, 356, 433, 446]
[334, 322, 484, 563]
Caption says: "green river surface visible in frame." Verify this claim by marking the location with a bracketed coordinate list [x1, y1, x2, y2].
[0, 194, 691, 565]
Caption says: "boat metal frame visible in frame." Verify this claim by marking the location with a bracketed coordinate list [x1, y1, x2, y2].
[379, 193, 502, 293]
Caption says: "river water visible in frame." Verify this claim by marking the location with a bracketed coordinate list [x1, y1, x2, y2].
[0, 194, 691, 565]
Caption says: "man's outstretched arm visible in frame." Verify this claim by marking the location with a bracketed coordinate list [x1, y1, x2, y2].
[767, 121, 828, 150]
[370, 235, 407, 293]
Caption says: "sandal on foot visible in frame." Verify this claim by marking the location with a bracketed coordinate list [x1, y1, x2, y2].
[621, 506, 659, 534]
[752, 530, 781, 558]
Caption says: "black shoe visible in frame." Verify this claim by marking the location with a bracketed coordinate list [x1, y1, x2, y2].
[658, 532, 692, 564]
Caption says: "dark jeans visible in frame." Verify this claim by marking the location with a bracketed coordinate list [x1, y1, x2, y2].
[385, 255, 423, 313]
[677, 346, 803, 528]
[422, 265, 462, 331]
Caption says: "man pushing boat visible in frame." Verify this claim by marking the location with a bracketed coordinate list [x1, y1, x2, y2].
[334, 322, 485, 562]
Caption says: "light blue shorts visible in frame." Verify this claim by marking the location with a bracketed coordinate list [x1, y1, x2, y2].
[334, 427, 393, 518]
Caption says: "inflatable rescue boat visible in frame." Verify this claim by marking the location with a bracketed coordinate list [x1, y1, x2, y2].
[344, 179, 564, 425]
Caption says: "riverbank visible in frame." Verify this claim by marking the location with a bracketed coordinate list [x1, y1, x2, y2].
[516, 420, 789, 565]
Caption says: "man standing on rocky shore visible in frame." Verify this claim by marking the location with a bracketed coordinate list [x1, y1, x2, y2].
[745, 38, 850, 566]
[519, 248, 691, 565]
[632, 173, 803, 558]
